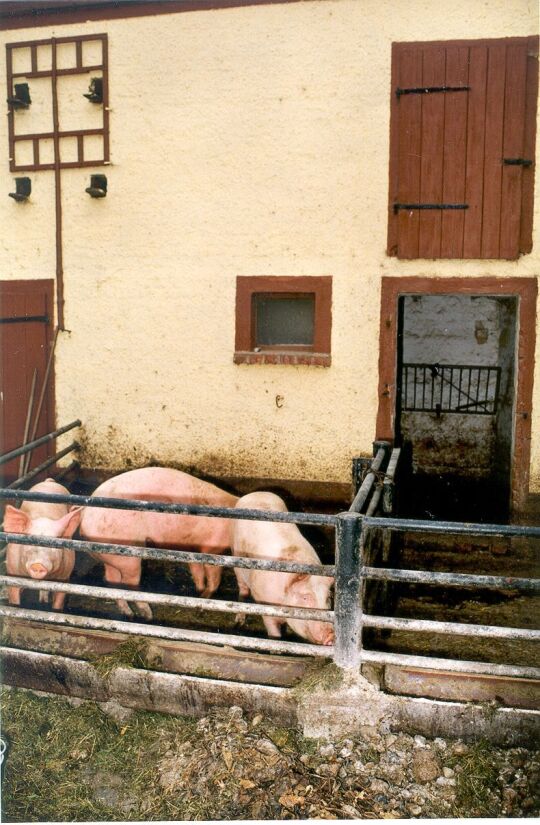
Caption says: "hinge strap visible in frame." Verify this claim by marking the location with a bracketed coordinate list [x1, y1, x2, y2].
[393, 203, 468, 214]
[396, 85, 470, 98]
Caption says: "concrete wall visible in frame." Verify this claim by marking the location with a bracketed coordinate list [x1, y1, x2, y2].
[1, 0, 538, 493]
[400, 295, 516, 480]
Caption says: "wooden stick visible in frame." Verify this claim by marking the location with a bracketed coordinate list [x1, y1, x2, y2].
[23, 327, 59, 475]
[18, 368, 37, 479]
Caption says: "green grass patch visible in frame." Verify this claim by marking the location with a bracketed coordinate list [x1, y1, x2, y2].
[1, 687, 198, 822]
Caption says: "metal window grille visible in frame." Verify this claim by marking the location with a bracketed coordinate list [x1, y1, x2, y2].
[6, 34, 109, 172]
[401, 363, 502, 415]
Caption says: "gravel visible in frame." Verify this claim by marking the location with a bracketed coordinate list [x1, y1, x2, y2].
[147, 705, 539, 819]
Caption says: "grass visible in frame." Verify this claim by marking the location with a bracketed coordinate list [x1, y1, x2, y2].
[89, 638, 151, 678]
[447, 740, 501, 817]
[1, 687, 198, 822]
[292, 661, 344, 698]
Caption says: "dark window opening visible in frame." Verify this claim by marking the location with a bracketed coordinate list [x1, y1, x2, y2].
[253, 293, 315, 349]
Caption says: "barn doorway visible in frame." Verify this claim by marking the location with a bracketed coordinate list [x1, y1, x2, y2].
[395, 293, 517, 522]
[377, 278, 537, 521]
[0, 280, 56, 485]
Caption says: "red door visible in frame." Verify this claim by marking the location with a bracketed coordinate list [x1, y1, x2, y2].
[0, 280, 55, 485]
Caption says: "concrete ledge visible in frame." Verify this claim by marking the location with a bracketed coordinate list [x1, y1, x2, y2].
[2, 646, 539, 747]
[0, 646, 297, 724]
[392, 694, 540, 748]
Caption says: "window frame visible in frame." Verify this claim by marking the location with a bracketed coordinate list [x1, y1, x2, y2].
[234, 276, 332, 366]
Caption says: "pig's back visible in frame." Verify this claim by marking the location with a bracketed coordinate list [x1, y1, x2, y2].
[80, 467, 237, 548]
[20, 479, 70, 520]
[233, 491, 321, 564]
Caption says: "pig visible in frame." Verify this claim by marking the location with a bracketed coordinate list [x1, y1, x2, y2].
[231, 491, 334, 645]
[3, 479, 83, 610]
[79, 467, 238, 619]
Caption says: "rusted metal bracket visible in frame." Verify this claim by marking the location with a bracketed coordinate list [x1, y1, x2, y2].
[396, 85, 470, 97]
[393, 203, 468, 213]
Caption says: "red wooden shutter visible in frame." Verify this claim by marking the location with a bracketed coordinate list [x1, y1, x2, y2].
[388, 37, 538, 260]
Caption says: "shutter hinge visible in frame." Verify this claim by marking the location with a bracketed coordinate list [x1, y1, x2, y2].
[393, 203, 469, 214]
[0, 315, 49, 324]
[396, 85, 470, 98]
[503, 158, 533, 167]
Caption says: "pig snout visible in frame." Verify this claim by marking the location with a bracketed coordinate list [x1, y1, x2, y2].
[27, 561, 51, 579]
[309, 623, 334, 646]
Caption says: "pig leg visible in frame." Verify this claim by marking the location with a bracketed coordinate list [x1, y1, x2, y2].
[188, 562, 206, 597]
[39, 590, 49, 605]
[7, 586, 21, 606]
[104, 558, 152, 620]
[262, 615, 285, 639]
[200, 558, 223, 599]
[233, 569, 251, 627]
[51, 591, 67, 611]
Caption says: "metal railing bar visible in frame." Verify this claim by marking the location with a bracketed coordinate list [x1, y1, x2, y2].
[54, 460, 79, 482]
[361, 649, 540, 680]
[364, 515, 540, 539]
[383, 448, 401, 487]
[363, 565, 539, 592]
[0, 489, 338, 527]
[350, 447, 387, 513]
[366, 485, 383, 517]
[8, 443, 78, 490]
[363, 613, 539, 641]
[0, 420, 81, 467]
[0, 533, 336, 577]
[0, 576, 334, 623]
[0, 605, 331, 658]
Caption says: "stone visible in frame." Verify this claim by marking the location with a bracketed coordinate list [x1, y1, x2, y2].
[414, 735, 427, 747]
[412, 750, 442, 783]
[452, 741, 468, 756]
[408, 804, 422, 816]
[443, 767, 455, 778]
[319, 743, 335, 758]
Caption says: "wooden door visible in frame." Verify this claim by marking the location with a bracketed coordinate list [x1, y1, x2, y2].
[0, 280, 55, 485]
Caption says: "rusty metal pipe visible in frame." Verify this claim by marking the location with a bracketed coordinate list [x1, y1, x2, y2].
[0, 420, 80, 467]
[7, 443, 79, 490]
[363, 565, 540, 593]
[0, 532, 335, 576]
[0, 605, 332, 658]
[0, 488, 338, 527]
[363, 613, 539, 641]
[361, 648, 540, 680]
[0, 575, 334, 623]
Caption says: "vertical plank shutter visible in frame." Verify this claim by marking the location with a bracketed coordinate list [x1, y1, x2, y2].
[388, 37, 538, 260]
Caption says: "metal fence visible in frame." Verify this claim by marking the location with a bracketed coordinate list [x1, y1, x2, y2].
[0, 436, 539, 681]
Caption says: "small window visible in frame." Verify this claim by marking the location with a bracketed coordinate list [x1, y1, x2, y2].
[234, 276, 332, 366]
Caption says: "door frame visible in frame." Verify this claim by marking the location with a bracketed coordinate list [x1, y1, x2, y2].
[376, 276, 537, 515]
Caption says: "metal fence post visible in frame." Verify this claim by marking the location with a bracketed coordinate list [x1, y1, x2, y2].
[334, 512, 364, 669]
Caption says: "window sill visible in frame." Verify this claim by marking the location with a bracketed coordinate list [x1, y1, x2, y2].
[234, 351, 331, 366]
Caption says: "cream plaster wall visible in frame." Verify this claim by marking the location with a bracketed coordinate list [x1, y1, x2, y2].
[1, 0, 539, 489]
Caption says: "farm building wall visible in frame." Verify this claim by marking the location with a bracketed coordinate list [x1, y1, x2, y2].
[0, 0, 539, 503]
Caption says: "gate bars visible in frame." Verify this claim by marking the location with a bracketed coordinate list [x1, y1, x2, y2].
[0, 448, 539, 677]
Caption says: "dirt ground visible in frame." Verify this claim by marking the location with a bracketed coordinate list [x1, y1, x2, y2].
[1, 687, 539, 822]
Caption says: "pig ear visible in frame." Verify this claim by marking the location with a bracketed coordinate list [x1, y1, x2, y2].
[60, 506, 83, 538]
[3, 505, 30, 534]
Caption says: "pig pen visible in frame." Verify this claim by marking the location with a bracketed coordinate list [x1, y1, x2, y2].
[1, 443, 540, 745]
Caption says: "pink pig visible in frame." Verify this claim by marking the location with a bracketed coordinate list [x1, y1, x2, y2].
[4, 479, 83, 610]
[79, 467, 238, 619]
[232, 492, 334, 645]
